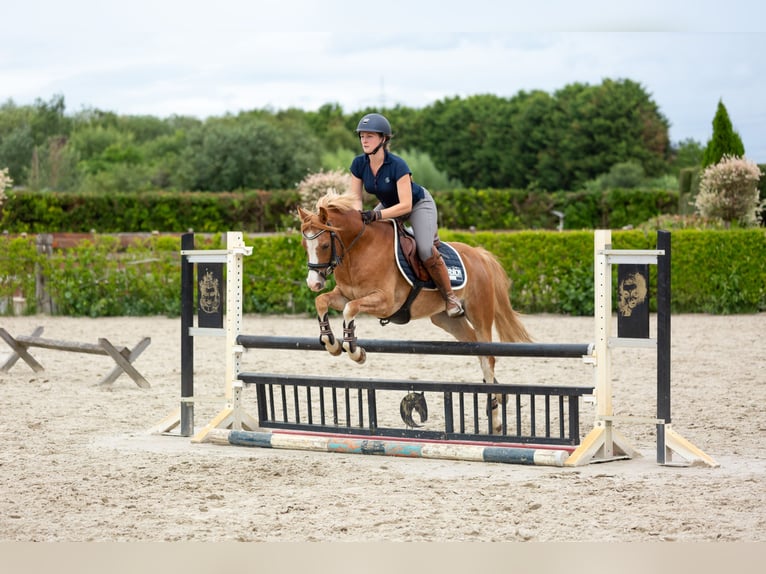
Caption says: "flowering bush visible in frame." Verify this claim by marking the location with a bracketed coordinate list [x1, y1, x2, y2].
[296, 169, 351, 210]
[0, 167, 12, 208]
[695, 155, 763, 226]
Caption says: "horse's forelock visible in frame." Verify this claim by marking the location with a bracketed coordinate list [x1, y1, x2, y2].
[300, 191, 357, 235]
[316, 190, 357, 213]
[300, 207, 339, 235]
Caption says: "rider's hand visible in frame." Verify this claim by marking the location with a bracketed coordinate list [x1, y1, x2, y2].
[361, 210, 381, 225]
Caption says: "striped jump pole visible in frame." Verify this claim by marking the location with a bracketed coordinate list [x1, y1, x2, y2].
[205, 428, 572, 467]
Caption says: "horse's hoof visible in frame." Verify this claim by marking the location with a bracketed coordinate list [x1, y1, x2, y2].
[345, 345, 366, 365]
[321, 336, 342, 356]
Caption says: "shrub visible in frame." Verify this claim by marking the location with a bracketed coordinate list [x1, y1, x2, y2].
[295, 169, 351, 210]
[0, 167, 11, 208]
[695, 155, 763, 226]
[601, 161, 645, 189]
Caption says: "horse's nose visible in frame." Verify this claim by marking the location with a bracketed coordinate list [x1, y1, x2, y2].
[306, 275, 325, 292]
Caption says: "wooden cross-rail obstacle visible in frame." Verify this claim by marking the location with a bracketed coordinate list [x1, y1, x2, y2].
[0, 326, 151, 388]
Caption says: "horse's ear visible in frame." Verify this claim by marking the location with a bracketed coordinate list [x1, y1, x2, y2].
[318, 206, 330, 224]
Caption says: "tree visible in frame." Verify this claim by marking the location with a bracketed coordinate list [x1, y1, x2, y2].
[175, 116, 321, 191]
[305, 103, 358, 152]
[417, 94, 524, 188]
[701, 100, 745, 168]
[0, 96, 72, 185]
[410, 79, 670, 191]
[554, 79, 670, 190]
[508, 90, 560, 190]
[670, 138, 704, 174]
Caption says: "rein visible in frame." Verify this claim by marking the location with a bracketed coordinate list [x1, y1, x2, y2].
[303, 222, 366, 278]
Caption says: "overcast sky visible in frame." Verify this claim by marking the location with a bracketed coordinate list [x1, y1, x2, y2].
[3, 0, 766, 161]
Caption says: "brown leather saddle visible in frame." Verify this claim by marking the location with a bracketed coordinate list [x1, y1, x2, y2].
[380, 220, 466, 326]
[395, 220, 430, 282]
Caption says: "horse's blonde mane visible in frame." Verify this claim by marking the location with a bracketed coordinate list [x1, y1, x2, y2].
[315, 190, 358, 213]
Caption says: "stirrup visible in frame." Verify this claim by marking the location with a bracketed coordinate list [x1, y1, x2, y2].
[446, 297, 464, 318]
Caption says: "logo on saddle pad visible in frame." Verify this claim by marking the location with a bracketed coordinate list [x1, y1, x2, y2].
[447, 266, 464, 283]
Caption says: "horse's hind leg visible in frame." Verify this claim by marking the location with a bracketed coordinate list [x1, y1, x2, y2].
[431, 314, 503, 434]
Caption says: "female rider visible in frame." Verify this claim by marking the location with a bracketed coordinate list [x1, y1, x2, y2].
[349, 112, 463, 318]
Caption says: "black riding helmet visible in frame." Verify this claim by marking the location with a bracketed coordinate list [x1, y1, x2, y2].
[356, 113, 392, 136]
[356, 113, 392, 156]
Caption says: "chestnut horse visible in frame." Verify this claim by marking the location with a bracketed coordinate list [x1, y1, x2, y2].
[298, 190, 532, 432]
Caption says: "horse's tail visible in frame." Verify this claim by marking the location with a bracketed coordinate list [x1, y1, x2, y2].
[481, 249, 533, 343]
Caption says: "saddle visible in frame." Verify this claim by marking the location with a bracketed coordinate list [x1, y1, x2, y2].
[396, 220, 430, 282]
[381, 220, 467, 326]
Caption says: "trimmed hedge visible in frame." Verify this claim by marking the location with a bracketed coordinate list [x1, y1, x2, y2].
[435, 188, 680, 231]
[2, 229, 764, 317]
[0, 189, 302, 233]
[1, 187, 680, 233]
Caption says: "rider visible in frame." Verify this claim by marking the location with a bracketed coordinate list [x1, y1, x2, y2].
[349, 112, 464, 318]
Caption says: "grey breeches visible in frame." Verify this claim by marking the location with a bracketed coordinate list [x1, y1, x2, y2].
[408, 189, 440, 261]
[374, 189, 440, 261]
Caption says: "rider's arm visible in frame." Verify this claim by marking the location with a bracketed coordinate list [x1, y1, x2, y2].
[350, 175, 364, 211]
[379, 175, 413, 219]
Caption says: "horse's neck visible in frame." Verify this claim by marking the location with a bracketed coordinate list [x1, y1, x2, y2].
[340, 219, 392, 259]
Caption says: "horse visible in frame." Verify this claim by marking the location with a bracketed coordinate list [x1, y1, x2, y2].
[297, 190, 532, 432]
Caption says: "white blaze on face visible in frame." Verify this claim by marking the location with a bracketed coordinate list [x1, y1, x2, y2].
[304, 235, 325, 291]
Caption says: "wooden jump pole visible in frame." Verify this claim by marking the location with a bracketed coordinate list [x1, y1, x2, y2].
[205, 428, 572, 467]
[0, 327, 150, 388]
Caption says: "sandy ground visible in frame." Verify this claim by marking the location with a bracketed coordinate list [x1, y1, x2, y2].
[0, 312, 764, 543]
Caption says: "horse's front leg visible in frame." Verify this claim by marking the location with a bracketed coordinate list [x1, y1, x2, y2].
[340, 290, 390, 365]
[315, 288, 348, 357]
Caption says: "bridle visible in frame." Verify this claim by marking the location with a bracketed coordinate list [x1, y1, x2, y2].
[302, 220, 367, 279]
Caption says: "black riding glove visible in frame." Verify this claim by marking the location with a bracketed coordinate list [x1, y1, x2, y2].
[361, 210, 381, 225]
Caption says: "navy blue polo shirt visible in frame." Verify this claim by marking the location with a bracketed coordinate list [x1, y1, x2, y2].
[350, 151, 426, 208]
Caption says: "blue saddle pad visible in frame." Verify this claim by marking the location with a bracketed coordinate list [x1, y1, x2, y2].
[391, 222, 467, 289]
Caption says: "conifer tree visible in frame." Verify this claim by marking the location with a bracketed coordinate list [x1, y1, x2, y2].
[702, 99, 745, 167]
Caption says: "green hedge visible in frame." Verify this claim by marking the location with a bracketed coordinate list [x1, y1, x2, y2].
[0, 189, 302, 233]
[2, 229, 763, 317]
[1, 187, 680, 233]
[435, 188, 679, 231]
